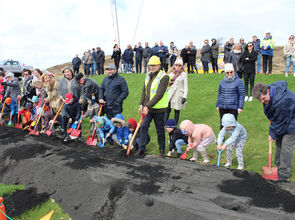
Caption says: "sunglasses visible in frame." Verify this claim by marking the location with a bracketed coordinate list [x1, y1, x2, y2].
[24, 73, 29, 76]
[247, 45, 253, 47]
[226, 71, 233, 74]
[175, 64, 182, 66]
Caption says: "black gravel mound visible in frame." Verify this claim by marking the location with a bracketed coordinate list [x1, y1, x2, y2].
[0, 126, 295, 220]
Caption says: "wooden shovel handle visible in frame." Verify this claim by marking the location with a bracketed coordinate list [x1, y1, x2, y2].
[268, 141, 273, 168]
[126, 115, 144, 156]
[0, 102, 5, 120]
[48, 102, 64, 130]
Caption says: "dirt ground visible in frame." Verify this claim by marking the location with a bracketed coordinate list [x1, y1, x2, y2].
[0, 126, 295, 220]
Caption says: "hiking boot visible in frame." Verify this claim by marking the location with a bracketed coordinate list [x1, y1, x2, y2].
[160, 149, 164, 158]
[224, 162, 231, 168]
[134, 149, 144, 157]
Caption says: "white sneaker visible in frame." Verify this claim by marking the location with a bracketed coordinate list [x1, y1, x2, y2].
[294, 73, 295, 77]
[224, 162, 231, 168]
[203, 159, 210, 164]
[244, 96, 248, 102]
[190, 157, 196, 162]
[285, 73, 288, 77]
[237, 165, 244, 170]
[167, 151, 172, 157]
[248, 96, 253, 102]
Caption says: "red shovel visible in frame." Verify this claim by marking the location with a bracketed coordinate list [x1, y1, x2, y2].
[180, 148, 190, 160]
[15, 101, 22, 129]
[69, 113, 84, 139]
[262, 141, 278, 180]
[86, 105, 103, 146]
[29, 103, 46, 136]
[45, 102, 64, 137]
[0, 102, 5, 126]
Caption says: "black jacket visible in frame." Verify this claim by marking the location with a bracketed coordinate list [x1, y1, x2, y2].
[180, 48, 189, 63]
[99, 73, 129, 107]
[168, 128, 188, 151]
[134, 46, 144, 59]
[111, 49, 121, 61]
[188, 46, 197, 61]
[22, 75, 36, 101]
[241, 50, 257, 74]
[64, 98, 81, 121]
[96, 50, 105, 63]
[72, 57, 82, 68]
[143, 47, 152, 59]
[81, 78, 100, 100]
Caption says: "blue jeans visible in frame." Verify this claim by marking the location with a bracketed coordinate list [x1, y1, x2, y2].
[286, 56, 295, 73]
[92, 62, 97, 76]
[175, 139, 187, 154]
[125, 63, 132, 73]
[256, 54, 261, 73]
[86, 64, 92, 77]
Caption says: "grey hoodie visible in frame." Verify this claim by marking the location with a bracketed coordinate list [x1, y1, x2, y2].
[4, 78, 21, 101]
[217, 114, 247, 146]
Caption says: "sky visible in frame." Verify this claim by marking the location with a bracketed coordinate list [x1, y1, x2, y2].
[0, 0, 294, 69]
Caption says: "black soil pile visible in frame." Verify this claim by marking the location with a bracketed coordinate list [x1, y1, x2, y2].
[3, 188, 49, 217]
[0, 126, 295, 220]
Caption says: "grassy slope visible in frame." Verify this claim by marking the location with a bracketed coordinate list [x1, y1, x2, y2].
[82, 73, 295, 181]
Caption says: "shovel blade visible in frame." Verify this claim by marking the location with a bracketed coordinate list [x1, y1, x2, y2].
[86, 137, 97, 146]
[15, 123, 22, 129]
[180, 153, 187, 160]
[262, 166, 278, 180]
[45, 130, 53, 137]
[29, 130, 39, 136]
[67, 128, 73, 134]
[70, 129, 81, 138]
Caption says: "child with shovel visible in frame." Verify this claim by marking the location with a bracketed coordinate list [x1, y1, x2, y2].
[111, 114, 130, 150]
[165, 119, 188, 157]
[85, 97, 100, 130]
[3, 97, 18, 125]
[217, 113, 247, 170]
[63, 93, 82, 142]
[93, 116, 115, 147]
[180, 119, 216, 163]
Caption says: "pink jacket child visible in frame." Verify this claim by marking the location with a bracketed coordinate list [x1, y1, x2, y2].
[180, 120, 216, 163]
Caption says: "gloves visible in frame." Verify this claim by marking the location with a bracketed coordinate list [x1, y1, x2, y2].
[181, 98, 186, 104]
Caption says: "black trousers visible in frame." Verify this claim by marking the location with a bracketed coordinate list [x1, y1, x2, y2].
[136, 58, 142, 73]
[83, 64, 87, 75]
[137, 112, 165, 152]
[219, 108, 238, 130]
[243, 72, 256, 96]
[73, 67, 79, 75]
[188, 59, 198, 73]
[262, 55, 273, 74]
[97, 62, 104, 75]
[202, 61, 209, 73]
[170, 55, 177, 67]
[160, 58, 168, 72]
[165, 108, 180, 125]
[114, 58, 120, 70]
[211, 58, 218, 73]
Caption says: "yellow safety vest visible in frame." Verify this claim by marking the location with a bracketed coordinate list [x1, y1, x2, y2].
[145, 70, 170, 109]
[260, 38, 275, 49]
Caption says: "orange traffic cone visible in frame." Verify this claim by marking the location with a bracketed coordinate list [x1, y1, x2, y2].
[0, 197, 7, 220]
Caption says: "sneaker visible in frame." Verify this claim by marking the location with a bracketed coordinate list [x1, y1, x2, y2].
[293, 73, 295, 77]
[285, 73, 288, 77]
[63, 136, 70, 142]
[248, 96, 253, 102]
[190, 157, 196, 162]
[237, 165, 244, 170]
[224, 162, 231, 168]
[167, 151, 172, 157]
[244, 96, 248, 102]
[203, 159, 210, 164]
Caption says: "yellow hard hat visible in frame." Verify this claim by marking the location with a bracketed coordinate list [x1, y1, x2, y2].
[148, 56, 161, 65]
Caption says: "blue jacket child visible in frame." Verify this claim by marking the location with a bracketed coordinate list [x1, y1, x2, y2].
[111, 114, 130, 149]
[3, 97, 18, 125]
[217, 113, 247, 169]
[94, 116, 115, 146]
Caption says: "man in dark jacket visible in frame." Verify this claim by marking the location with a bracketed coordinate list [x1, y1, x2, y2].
[63, 92, 82, 142]
[188, 41, 198, 73]
[252, 35, 261, 73]
[99, 64, 129, 119]
[253, 81, 295, 181]
[224, 38, 234, 63]
[152, 42, 159, 56]
[136, 55, 170, 157]
[96, 47, 105, 75]
[72, 54, 82, 75]
[143, 42, 152, 73]
[134, 42, 144, 73]
[75, 72, 100, 111]
[158, 41, 169, 72]
[180, 45, 189, 68]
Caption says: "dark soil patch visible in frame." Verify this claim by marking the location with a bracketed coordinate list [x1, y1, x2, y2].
[219, 170, 295, 212]
[3, 188, 50, 217]
[3, 144, 50, 161]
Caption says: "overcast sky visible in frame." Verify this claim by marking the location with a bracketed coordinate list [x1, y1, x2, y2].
[0, 0, 294, 69]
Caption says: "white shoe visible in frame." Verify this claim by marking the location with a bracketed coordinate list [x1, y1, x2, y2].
[285, 73, 288, 77]
[248, 96, 253, 102]
[237, 165, 244, 170]
[244, 96, 248, 102]
[224, 162, 231, 168]
[294, 73, 295, 77]
[203, 159, 210, 164]
[190, 157, 196, 162]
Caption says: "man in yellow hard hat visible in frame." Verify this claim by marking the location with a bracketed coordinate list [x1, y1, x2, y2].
[136, 55, 170, 157]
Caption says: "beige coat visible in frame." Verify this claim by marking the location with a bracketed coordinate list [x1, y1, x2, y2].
[168, 71, 188, 110]
[44, 79, 62, 113]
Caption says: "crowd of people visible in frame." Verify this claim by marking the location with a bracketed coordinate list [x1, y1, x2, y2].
[0, 31, 295, 182]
